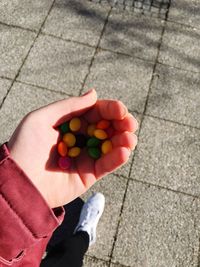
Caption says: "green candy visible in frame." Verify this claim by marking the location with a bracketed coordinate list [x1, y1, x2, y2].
[88, 147, 101, 159]
[87, 137, 101, 147]
[60, 122, 69, 134]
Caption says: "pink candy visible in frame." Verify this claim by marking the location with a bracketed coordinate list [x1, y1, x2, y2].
[58, 156, 71, 170]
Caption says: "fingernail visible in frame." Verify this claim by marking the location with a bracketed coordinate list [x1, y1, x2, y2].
[135, 119, 139, 131]
[122, 106, 128, 117]
[127, 147, 132, 156]
[82, 89, 94, 96]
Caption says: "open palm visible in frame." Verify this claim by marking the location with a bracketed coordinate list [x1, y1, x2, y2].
[7, 90, 138, 208]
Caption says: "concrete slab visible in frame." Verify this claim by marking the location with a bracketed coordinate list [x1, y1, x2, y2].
[99, 10, 164, 61]
[158, 22, 200, 72]
[18, 34, 95, 94]
[0, 78, 12, 105]
[0, 0, 54, 31]
[43, 0, 110, 46]
[130, 116, 200, 196]
[0, 81, 68, 143]
[146, 64, 200, 128]
[0, 24, 36, 79]
[84, 50, 154, 113]
[114, 151, 133, 179]
[110, 263, 128, 267]
[84, 256, 109, 267]
[81, 174, 127, 261]
[168, 0, 200, 29]
[112, 180, 200, 267]
[110, 263, 131, 267]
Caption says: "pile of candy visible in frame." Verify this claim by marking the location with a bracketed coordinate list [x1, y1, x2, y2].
[57, 117, 115, 170]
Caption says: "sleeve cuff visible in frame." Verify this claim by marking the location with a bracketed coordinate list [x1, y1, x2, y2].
[0, 142, 65, 260]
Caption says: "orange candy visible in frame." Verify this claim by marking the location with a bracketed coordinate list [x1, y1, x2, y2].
[94, 129, 108, 140]
[96, 120, 110, 130]
[87, 124, 96, 137]
[69, 117, 81, 132]
[63, 133, 76, 147]
[57, 141, 68, 157]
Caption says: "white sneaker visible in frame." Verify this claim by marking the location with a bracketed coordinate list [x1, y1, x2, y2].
[41, 251, 48, 260]
[74, 192, 105, 246]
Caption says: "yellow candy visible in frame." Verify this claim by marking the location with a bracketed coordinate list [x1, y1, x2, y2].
[68, 147, 81, 157]
[87, 124, 96, 137]
[63, 133, 76, 147]
[101, 140, 113, 154]
[94, 129, 108, 140]
[69, 117, 81, 132]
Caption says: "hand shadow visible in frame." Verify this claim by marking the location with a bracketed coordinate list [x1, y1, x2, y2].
[45, 108, 94, 174]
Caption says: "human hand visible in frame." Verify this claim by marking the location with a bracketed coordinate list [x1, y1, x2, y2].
[7, 89, 138, 208]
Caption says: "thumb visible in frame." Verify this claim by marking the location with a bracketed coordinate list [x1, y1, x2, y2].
[37, 89, 97, 127]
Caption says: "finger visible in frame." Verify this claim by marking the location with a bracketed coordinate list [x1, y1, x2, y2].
[112, 114, 138, 133]
[111, 132, 137, 150]
[95, 147, 131, 179]
[35, 89, 97, 127]
[83, 104, 101, 123]
[84, 100, 128, 123]
[75, 149, 96, 188]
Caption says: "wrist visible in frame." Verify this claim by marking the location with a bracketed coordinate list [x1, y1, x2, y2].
[5, 142, 50, 208]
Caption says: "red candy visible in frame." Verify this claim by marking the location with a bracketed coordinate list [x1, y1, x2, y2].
[57, 141, 68, 157]
[58, 156, 71, 170]
[96, 119, 110, 130]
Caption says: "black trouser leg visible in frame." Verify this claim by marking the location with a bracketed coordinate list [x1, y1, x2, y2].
[41, 231, 89, 267]
[57, 231, 89, 267]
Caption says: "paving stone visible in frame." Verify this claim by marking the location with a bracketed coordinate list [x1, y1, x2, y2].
[18, 34, 95, 94]
[114, 150, 133, 178]
[98, 0, 170, 18]
[168, 0, 200, 29]
[0, 78, 12, 105]
[0, 24, 36, 79]
[130, 116, 200, 196]
[81, 174, 127, 261]
[113, 155, 131, 179]
[83, 256, 109, 267]
[110, 263, 128, 267]
[0, 81, 68, 144]
[0, 0, 54, 31]
[112, 180, 200, 267]
[43, 0, 110, 46]
[99, 10, 164, 61]
[84, 50, 154, 113]
[146, 64, 200, 128]
[158, 22, 200, 72]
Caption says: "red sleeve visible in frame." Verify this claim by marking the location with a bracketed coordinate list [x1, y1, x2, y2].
[0, 143, 65, 265]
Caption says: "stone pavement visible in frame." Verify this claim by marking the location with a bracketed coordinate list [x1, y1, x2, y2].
[0, 0, 200, 266]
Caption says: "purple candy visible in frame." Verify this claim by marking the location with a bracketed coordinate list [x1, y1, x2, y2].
[58, 156, 71, 170]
